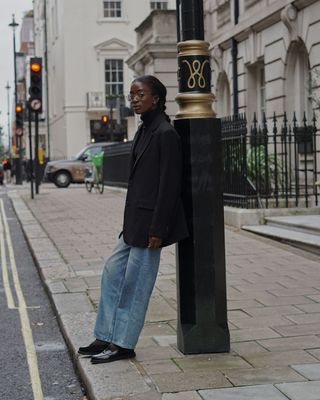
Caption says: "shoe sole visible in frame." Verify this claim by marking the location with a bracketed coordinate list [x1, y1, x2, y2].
[78, 347, 109, 356]
[78, 350, 104, 356]
[91, 352, 136, 364]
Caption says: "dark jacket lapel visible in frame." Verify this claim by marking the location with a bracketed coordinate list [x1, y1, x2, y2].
[129, 123, 143, 173]
[130, 112, 166, 177]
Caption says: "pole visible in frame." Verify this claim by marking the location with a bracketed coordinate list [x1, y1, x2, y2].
[5, 82, 11, 155]
[9, 14, 22, 185]
[44, 0, 51, 159]
[34, 112, 39, 194]
[28, 108, 34, 199]
[232, 38, 239, 115]
[174, 0, 230, 354]
[232, 0, 239, 115]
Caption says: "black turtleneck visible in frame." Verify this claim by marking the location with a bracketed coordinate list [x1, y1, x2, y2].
[133, 108, 162, 160]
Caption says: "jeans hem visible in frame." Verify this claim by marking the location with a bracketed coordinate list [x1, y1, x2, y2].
[94, 332, 135, 349]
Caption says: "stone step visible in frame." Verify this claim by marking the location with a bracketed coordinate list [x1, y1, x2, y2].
[265, 215, 320, 237]
[241, 224, 320, 255]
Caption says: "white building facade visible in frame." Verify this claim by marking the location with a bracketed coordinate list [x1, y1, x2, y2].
[33, 0, 175, 159]
[205, 0, 320, 124]
[33, 0, 320, 159]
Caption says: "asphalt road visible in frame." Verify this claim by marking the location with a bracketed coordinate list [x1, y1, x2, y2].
[0, 189, 86, 400]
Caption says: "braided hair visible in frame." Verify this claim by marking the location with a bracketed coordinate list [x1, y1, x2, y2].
[132, 75, 170, 122]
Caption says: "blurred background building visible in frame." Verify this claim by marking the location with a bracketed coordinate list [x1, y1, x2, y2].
[17, 0, 320, 161]
[33, 0, 175, 160]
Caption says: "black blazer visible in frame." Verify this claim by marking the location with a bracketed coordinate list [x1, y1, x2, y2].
[122, 111, 188, 248]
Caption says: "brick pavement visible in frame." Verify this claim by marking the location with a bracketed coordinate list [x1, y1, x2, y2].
[10, 184, 320, 400]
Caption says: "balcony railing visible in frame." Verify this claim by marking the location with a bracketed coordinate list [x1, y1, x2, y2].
[87, 92, 107, 111]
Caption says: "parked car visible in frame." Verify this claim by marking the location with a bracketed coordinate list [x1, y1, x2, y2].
[44, 142, 117, 188]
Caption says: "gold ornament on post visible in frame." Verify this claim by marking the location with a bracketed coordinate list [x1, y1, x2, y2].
[175, 40, 216, 119]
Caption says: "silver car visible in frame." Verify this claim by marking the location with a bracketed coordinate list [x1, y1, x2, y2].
[44, 142, 116, 188]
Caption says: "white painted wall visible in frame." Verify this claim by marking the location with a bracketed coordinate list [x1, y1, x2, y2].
[33, 0, 176, 159]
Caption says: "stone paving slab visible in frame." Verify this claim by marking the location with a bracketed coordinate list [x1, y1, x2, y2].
[224, 365, 306, 386]
[173, 353, 251, 372]
[161, 392, 202, 400]
[230, 327, 281, 342]
[276, 381, 320, 400]
[242, 349, 318, 368]
[308, 349, 320, 360]
[150, 370, 232, 392]
[9, 186, 320, 400]
[291, 363, 320, 380]
[199, 384, 289, 400]
[258, 335, 320, 351]
[52, 292, 94, 314]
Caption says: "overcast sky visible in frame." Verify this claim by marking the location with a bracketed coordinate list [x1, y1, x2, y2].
[0, 0, 33, 144]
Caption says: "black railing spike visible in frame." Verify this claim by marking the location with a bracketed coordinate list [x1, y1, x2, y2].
[220, 110, 318, 209]
[273, 112, 277, 135]
[262, 112, 268, 137]
[293, 111, 297, 125]
[263, 111, 267, 124]
[253, 112, 257, 125]
[303, 111, 307, 126]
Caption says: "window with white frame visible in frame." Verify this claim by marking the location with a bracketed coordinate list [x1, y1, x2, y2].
[105, 59, 124, 102]
[150, 1, 168, 10]
[103, 1, 122, 18]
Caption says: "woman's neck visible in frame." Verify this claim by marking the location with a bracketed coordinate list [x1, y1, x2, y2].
[141, 107, 161, 126]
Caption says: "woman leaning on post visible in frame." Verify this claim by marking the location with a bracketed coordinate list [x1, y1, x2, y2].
[78, 75, 188, 364]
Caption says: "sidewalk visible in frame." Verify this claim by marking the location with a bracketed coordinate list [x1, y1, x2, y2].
[10, 184, 320, 400]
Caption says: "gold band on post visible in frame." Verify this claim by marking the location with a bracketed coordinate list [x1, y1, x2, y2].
[177, 40, 210, 57]
[175, 93, 216, 119]
[175, 40, 216, 119]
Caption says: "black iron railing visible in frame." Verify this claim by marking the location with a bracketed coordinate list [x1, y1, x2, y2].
[221, 112, 320, 209]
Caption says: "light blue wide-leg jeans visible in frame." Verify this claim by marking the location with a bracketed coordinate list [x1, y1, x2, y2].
[94, 236, 162, 349]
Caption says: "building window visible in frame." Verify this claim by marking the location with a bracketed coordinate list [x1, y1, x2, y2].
[217, 0, 231, 29]
[216, 72, 231, 117]
[285, 40, 312, 121]
[103, 1, 122, 18]
[247, 61, 265, 124]
[258, 66, 266, 119]
[150, 1, 168, 10]
[105, 59, 124, 100]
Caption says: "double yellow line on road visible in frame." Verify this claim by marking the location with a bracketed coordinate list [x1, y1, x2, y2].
[0, 198, 44, 400]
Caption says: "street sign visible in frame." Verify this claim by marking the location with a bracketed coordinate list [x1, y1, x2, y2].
[29, 98, 42, 111]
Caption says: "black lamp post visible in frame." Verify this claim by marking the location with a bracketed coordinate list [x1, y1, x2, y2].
[175, 0, 230, 354]
[5, 82, 11, 155]
[9, 14, 23, 185]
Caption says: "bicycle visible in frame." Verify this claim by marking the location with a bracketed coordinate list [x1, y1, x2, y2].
[85, 151, 104, 194]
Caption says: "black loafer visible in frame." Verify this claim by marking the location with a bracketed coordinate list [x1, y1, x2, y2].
[78, 340, 110, 356]
[91, 344, 136, 364]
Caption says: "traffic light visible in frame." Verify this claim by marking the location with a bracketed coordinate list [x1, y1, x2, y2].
[16, 103, 24, 135]
[101, 115, 109, 124]
[29, 57, 43, 112]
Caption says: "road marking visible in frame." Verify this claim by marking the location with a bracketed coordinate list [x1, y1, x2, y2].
[0, 199, 44, 400]
[0, 206, 15, 309]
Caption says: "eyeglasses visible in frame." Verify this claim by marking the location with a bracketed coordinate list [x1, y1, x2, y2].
[127, 90, 151, 102]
